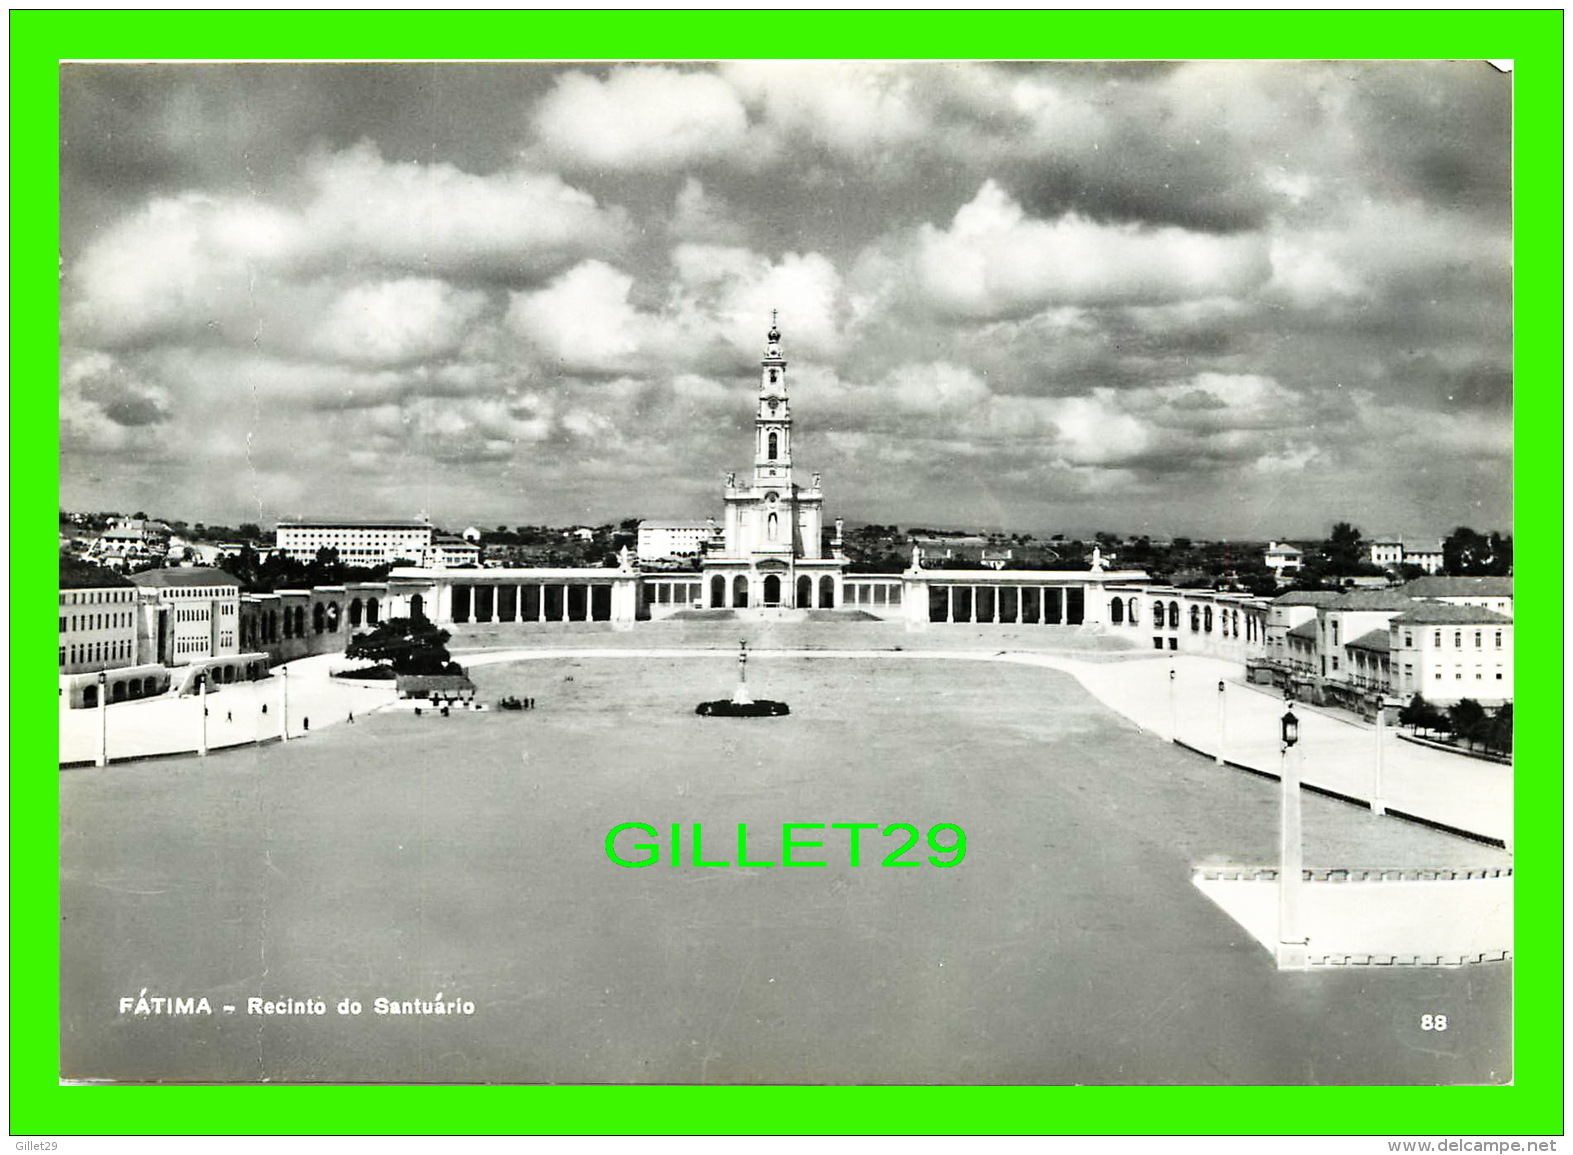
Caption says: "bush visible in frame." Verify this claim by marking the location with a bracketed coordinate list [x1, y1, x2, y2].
[333, 665, 397, 680]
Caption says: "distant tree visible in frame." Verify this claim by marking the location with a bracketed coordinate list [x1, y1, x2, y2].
[1322, 522, 1365, 574]
[1443, 527, 1512, 576]
[133, 510, 148, 520]
[345, 617, 459, 675]
[1172, 537, 1192, 551]
[237, 522, 262, 541]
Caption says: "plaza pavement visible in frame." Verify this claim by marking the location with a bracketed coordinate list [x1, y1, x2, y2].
[58, 652, 399, 765]
[61, 637, 1511, 849]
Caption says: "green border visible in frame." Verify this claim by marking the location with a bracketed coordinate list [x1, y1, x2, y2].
[14, 9, 1562, 1137]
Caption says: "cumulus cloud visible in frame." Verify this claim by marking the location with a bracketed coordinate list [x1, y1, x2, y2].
[56, 62, 1512, 535]
[300, 142, 630, 278]
[60, 350, 175, 454]
[909, 182, 1272, 319]
[532, 66, 749, 171]
[506, 260, 645, 374]
[65, 142, 629, 352]
[313, 278, 489, 366]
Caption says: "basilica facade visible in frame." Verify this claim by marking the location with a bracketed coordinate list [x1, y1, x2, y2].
[699, 318, 846, 612]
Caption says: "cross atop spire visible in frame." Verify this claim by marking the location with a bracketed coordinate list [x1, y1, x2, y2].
[767, 310, 781, 344]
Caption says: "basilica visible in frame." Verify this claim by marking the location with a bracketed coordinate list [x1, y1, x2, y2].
[699, 317, 846, 611]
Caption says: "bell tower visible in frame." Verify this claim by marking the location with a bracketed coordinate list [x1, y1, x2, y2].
[755, 311, 792, 487]
[704, 312, 845, 612]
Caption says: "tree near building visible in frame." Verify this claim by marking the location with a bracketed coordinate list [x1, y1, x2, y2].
[345, 617, 462, 675]
[1321, 521, 1366, 574]
[1443, 527, 1513, 576]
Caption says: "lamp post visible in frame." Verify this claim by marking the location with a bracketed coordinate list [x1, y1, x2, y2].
[1215, 679, 1227, 765]
[198, 672, 208, 757]
[1372, 701, 1387, 816]
[1277, 709, 1308, 970]
[281, 666, 290, 742]
[95, 670, 108, 767]
[1167, 668, 1177, 743]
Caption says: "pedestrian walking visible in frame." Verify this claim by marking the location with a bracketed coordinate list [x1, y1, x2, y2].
[262, 703, 268, 715]
[226, 710, 232, 723]
[348, 711, 355, 724]
[303, 717, 310, 732]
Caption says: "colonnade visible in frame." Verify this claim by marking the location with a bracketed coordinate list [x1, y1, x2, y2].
[450, 581, 615, 624]
[924, 583, 1084, 625]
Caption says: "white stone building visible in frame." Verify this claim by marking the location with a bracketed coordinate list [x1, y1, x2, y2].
[424, 535, 481, 569]
[1368, 535, 1405, 566]
[637, 519, 722, 561]
[1388, 602, 1513, 707]
[701, 317, 847, 610]
[1264, 541, 1304, 580]
[275, 518, 433, 566]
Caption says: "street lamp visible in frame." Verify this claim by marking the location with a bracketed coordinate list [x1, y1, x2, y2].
[1372, 701, 1387, 817]
[1167, 668, 1178, 743]
[1215, 679, 1227, 765]
[1277, 707, 1307, 969]
[95, 670, 108, 767]
[281, 666, 291, 742]
[198, 672, 209, 758]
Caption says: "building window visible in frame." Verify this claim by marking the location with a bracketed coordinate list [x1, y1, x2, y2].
[1474, 632, 1482, 648]
[1190, 605, 1200, 632]
[1404, 633, 1412, 647]
[1454, 632, 1462, 648]
[1331, 656, 1339, 671]
[1494, 631, 1502, 648]
[1434, 631, 1441, 647]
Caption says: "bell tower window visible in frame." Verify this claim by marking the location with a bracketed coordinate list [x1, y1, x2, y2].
[768, 432, 778, 460]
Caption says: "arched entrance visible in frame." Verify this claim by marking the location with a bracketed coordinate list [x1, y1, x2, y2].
[763, 575, 781, 605]
[1110, 598, 1124, 625]
[710, 575, 726, 608]
[410, 594, 425, 620]
[796, 575, 812, 607]
[819, 575, 834, 608]
[732, 576, 749, 608]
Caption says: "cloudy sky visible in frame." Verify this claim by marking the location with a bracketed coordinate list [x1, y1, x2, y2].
[60, 61, 1512, 539]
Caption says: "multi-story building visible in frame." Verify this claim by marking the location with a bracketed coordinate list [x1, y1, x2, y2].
[275, 518, 433, 566]
[1368, 535, 1405, 567]
[58, 560, 171, 707]
[128, 567, 244, 678]
[1388, 602, 1513, 707]
[1262, 590, 1341, 667]
[637, 519, 722, 562]
[1263, 541, 1304, 581]
[424, 535, 481, 569]
[1398, 575, 1512, 618]
[1403, 540, 1445, 575]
